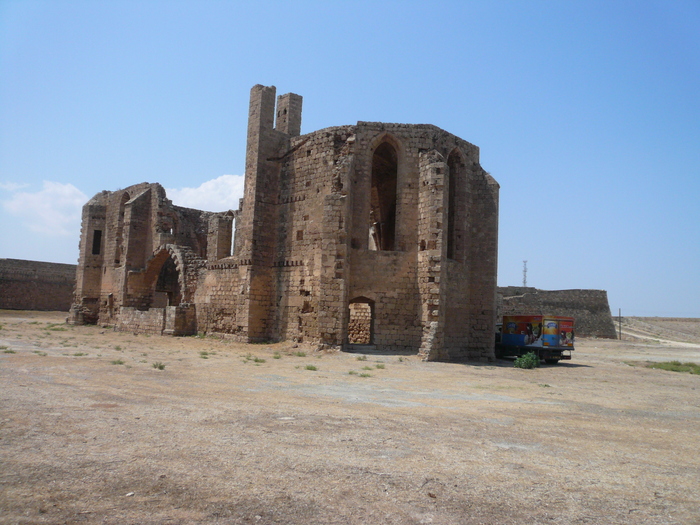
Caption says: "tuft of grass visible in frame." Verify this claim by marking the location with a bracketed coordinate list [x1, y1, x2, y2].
[294, 351, 307, 357]
[514, 352, 540, 369]
[375, 363, 385, 370]
[539, 383, 551, 388]
[253, 356, 266, 363]
[0, 345, 8, 350]
[273, 352, 282, 359]
[200, 351, 209, 359]
[73, 352, 87, 357]
[356, 355, 368, 361]
[647, 361, 700, 375]
[348, 370, 358, 375]
[362, 366, 373, 371]
[152, 361, 166, 370]
[115, 345, 122, 351]
[3, 349, 16, 354]
[359, 372, 372, 378]
[33, 351, 48, 356]
[305, 364, 318, 371]
[110, 359, 125, 365]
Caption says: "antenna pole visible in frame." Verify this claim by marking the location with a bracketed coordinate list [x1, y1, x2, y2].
[522, 260, 528, 287]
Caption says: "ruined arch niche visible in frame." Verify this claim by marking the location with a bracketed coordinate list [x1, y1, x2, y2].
[369, 138, 399, 251]
[142, 246, 188, 309]
[347, 297, 375, 345]
[446, 148, 466, 262]
[115, 192, 130, 265]
[155, 256, 181, 306]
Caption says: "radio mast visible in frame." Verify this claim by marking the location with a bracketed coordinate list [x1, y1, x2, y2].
[522, 260, 528, 287]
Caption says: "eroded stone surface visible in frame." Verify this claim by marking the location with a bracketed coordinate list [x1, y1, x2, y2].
[69, 85, 499, 360]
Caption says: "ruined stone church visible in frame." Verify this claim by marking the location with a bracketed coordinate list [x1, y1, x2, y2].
[69, 85, 499, 360]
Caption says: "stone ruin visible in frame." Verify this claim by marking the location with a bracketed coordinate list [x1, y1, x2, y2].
[69, 85, 500, 361]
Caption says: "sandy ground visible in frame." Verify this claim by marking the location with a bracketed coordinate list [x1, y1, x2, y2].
[1, 311, 699, 524]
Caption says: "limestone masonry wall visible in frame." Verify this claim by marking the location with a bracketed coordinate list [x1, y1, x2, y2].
[69, 84, 501, 361]
[497, 286, 617, 338]
[0, 259, 76, 311]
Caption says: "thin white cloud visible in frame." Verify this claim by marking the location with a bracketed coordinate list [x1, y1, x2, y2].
[2, 181, 87, 236]
[166, 174, 245, 212]
[0, 182, 30, 192]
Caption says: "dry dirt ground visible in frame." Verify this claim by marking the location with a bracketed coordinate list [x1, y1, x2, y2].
[1, 311, 699, 525]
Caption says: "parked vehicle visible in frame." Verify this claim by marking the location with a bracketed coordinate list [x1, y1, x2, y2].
[495, 315, 574, 364]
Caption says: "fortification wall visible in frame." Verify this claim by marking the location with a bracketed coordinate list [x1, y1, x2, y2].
[0, 258, 76, 311]
[497, 286, 617, 338]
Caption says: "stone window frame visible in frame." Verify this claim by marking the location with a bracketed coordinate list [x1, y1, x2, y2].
[368, 133, 405, 252]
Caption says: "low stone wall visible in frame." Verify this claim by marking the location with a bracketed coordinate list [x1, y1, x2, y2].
[0, 258, 76, 311]
[497, 287, 617, 338]
[117, 305, 197, 335]
[117, 307, 166, 334]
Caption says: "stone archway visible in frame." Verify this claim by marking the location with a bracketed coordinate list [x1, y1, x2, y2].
[154, 255, 181, 307]
[141, 245, 191, 309]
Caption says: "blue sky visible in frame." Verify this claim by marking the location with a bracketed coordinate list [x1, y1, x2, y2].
[1, 0, 698, 317]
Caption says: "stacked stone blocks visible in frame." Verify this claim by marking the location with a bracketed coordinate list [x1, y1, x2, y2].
[69, 85, 500, 360]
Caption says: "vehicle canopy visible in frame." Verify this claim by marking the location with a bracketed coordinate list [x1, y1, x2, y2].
[500, 315, 574, 350]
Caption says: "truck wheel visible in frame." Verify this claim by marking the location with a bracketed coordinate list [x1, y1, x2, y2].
[544, 358, 560, 365]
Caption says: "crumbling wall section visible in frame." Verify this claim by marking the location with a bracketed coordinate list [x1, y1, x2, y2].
[0, 259, 76, 311]
[117, 307, 165, 334]
[69, 86, 501, 361]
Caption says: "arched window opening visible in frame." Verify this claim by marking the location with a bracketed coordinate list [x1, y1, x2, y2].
[155, 256, 181, 306]
[348, 298, 374, 345]
[369, 142, 398, 251]
[114, 192, 130, 265]
[446, 151, 464, 261]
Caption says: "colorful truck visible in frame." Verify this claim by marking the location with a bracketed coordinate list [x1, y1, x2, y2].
[495, 315, 574, 364]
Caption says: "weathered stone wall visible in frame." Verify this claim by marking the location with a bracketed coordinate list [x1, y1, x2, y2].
[116, 307, 166, 334]
[70, 84, 501, 361]
[69, 183, 229, 327]
[497, 287, 617, 338]
[0, 259, 76, 311]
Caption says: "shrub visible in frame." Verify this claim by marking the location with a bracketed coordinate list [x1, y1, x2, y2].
[514, 352, 540, 369]
[110, 359, 125, 365]
[647, 361, 700, 375]
[305, 364, 318, 371]
[152, 361, 166, 370]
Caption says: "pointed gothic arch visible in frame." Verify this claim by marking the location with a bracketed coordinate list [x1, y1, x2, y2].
[370, 138, 399, 251]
